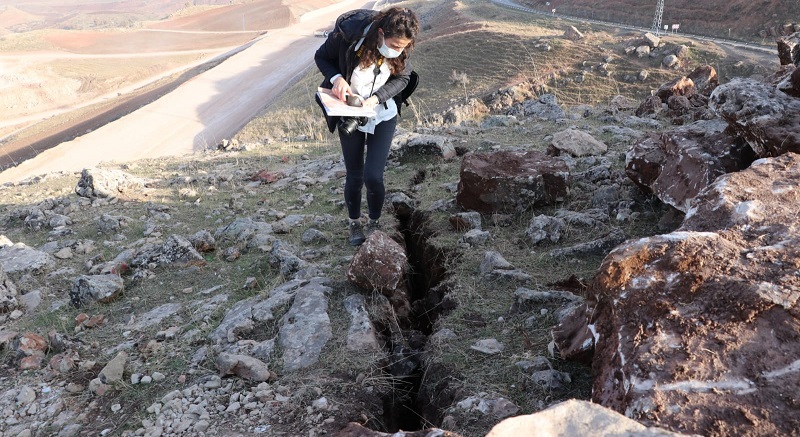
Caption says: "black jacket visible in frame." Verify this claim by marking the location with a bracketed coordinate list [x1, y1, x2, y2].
[314, 9, 411, 132]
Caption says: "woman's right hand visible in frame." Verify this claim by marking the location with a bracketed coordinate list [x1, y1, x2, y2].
[332, 76, 352, 102]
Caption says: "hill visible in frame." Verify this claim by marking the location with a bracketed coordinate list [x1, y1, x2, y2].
[520, 0, 800, 41]
[0, 0, 795, 436]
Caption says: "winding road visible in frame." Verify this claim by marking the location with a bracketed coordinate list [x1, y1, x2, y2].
[491, 0, 776, 55]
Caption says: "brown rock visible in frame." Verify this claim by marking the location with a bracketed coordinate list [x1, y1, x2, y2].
[666, 95, 691, 114]
[625, 120, 755, 212]
[347, 231, 411, 319]
[635, 95, 662, 117]
[19, 355, 43, 370]
[686, 65, 718, 96]
[82, 315, 107, 329]
[49, 353, 76, 373]
[655, 76, 695, 102]
[771, 65, 800, 98]
[710, 78, 800, 157]
[16, 332, 47, 357]
[456, 151, 570, 213]
[551, 302, 594, 363]
[776, 32, 800, 66]
[75, 313, 89, 326]
[591, 153, 800, 436]
[251, 169, 284, 183]
[216, 352, 272, 382]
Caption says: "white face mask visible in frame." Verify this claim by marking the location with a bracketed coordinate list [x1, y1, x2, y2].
[378, 34, 403, 59]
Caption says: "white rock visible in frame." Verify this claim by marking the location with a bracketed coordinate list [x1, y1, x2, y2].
[151, 372, 165, 382]
[15, 386, 36, 406]
[54, 247, 73, 259]
[486, 399, 684, 436]
[194, 420, 210, 432]
[140, 376, 153, 384]
[312, 397, 329, 410]
[111, 404, 122, 413]
[204, 376, 222, 389]
[470, 339, 505, 354]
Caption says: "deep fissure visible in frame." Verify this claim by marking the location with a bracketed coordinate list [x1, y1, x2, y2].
[376, 206, 453, 432]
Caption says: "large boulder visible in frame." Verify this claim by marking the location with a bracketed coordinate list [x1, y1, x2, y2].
[563, 25, 584, 41]
[456, 151, 570, 213]
[625, 120, 756, 212]
[486, 400, 688, 437]
[0, 243, 54, 276]
[130, 235, 205, 271]
[75, 168, 145, 198]
[686, 65, 718, 96]
[70, 274, 125, 307]
[510, 94, 566, 121]
[772, 65, 800, 98]
[710, 78, 800, 157]
[209, 278, 312, 345]
[347, 231, 411, 320]
[661, 54, 679, 69]
[216, 353, 272, 382]
[590, 153, 800, 435]
[278, 278, 332, 372]
[635, 95, 662, 117]
[776, 32, 800, 66]
[655, 76, 695, 102]
[391, 133, 456, 159]
[549, 129, 608, 157]
[642, 32, 661, 48]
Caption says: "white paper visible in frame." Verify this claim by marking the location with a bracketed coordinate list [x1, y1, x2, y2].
[316, 88, 376, 118]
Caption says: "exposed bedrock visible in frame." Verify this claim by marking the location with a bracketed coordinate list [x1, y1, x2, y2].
[590, 153, 800, 436]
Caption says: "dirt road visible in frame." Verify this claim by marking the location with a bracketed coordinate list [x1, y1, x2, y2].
[0, 0, 372, 184]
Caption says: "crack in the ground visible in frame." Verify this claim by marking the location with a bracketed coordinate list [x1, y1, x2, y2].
[372, 207, 455, 432]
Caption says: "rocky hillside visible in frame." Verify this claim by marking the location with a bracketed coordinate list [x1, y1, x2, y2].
[521, 0, 800, 40]
[0, 3, 798, 437]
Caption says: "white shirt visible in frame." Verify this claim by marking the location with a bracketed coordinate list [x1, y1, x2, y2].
[349, 60, 398, 134]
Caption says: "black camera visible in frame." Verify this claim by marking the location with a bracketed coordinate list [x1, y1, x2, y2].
[338, 94, 368, 135]
[338, 117, 367, 136]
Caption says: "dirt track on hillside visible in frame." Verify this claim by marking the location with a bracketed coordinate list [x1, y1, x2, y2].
[0, 0, 372, 184]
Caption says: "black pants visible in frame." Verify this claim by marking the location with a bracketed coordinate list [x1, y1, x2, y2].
[339, 116, 397, 220]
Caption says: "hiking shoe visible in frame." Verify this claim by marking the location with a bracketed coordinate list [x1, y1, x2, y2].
[365, 218, 381, 238]
[348, 219, 366, 246]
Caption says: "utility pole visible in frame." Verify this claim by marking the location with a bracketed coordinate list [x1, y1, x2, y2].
[651, 0, 664, 36]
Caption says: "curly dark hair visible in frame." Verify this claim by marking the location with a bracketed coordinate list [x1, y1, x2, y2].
[359, 7, 419, 74]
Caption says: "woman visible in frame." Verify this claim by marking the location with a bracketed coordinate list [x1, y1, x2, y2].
[315, 7, 419, 246]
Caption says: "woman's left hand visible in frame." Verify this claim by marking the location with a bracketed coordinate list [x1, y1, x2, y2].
[362, 96, 380, 109]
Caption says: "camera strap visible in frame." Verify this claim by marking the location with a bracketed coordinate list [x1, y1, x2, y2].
[368, 57, 384, 98]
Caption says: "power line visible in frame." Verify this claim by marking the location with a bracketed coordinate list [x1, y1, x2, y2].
[651, 0, 664, 35]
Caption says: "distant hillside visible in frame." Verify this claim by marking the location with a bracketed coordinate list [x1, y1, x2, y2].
[520, 0, 800, 40]
[0, 0, 235, 31]
[149, 0, 296, 32]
